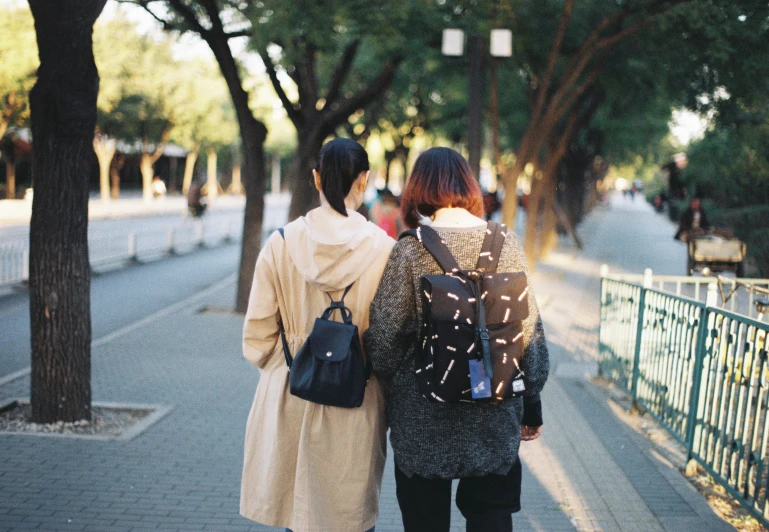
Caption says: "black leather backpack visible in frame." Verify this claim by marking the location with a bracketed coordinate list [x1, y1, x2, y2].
[400, 221, 529, 403]
[277, 228, 370, 408]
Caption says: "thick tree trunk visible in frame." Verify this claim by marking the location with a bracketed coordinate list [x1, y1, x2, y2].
[5, 158, 15, 200]
[93, 136, 115, 201]
[182, 149, 198, 196]
[110, 153, 124, 200]
[202, 35, 268, 313]
[235, 118, 267, 313]
[27, 0, 106, 423]
[539, 166, 559, 259]
[287, 129, 323, 221]
[168, 156, 178, 194]
[523, 162, 544, 270]
[139, 152, 154, 203]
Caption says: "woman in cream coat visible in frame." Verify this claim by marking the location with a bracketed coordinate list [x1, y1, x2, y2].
[240, 138, 394, 532]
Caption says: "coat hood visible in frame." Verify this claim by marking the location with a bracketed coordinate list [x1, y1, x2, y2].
[282, 206, 394, 292]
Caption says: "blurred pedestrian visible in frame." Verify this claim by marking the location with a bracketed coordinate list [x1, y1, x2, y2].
[187, 179, 206, 217]
[152, 176, 167, 199]
[364, 147, 550, 532]
[369, 188, 403, 238]
[240, 138, 394, 532]
[675, 197, 710, 241]
[482, 189, 501, 220]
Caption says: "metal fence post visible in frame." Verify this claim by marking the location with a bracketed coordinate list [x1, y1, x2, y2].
[598, 265, 609, 377]
[196, 222, 204, 248]
[685, 304, 709, 461]
[631, 287, 648, 406]
[128, 233, 137, 263]
[167, 228, 175, 255]
[222, 220, 231, 243]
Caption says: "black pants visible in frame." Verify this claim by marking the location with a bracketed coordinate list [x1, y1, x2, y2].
[394, 459, 522, 532]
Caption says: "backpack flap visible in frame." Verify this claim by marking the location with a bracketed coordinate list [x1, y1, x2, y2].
[482, 272, 529, 326]
[308, 317, 357, 362]
[422, 274, 477, 324]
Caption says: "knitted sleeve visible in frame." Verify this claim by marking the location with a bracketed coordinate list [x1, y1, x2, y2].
[364, 239, 418, 381]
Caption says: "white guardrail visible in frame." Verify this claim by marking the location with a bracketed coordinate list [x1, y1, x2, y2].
[0, 217, 254, 289]
[602, 266, 769, 322]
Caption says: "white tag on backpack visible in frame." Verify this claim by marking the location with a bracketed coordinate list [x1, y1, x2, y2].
[469, 359, 492, 399]
[512, 378, 525, 393]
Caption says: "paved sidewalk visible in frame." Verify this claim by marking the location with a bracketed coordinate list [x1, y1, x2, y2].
[0, 194, 734, 531]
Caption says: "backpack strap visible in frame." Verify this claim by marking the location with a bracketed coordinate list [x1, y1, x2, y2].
[276, 227, 294, 368]
[475, 221, 507, 274]
[399, 225, 461, 273]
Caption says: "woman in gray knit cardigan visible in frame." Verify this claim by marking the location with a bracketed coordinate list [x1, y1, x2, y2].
[364, 147, 549, 532]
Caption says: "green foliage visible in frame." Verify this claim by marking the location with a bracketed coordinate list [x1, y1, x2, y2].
[93, 10, 237, 150]
[0, 4, 37, 133]
[685, 116, 769, 207]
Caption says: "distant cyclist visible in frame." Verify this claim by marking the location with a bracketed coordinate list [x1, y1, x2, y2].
[675, 198, 710, 241]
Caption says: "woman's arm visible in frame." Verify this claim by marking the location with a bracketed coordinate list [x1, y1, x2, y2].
[364, 240, 418, 381]
[242, 233, 281, 369]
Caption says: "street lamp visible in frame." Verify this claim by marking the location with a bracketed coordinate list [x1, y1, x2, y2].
[442, 28, 513, 182]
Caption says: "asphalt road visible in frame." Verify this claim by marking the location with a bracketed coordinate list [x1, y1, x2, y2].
[0, 242, 241, 379]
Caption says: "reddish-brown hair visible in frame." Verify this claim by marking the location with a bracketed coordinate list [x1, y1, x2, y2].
[401, 147, 484, 228]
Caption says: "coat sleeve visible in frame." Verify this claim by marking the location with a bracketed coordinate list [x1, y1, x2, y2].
[242, 234, 281, 369]
[364, 240, 418, 381]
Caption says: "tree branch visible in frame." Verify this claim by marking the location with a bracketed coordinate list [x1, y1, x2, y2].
[149, 121, 173, 164]
[549, 0, 693, 121]
[164, 0, 211, 37]
[131, 0, 182, 32]
[321, 55, 404, 131]
[298, 41, 319, 107]
[324, 39, 361, 107]
[532, 0, 573, 123]
[258, 48, 301, 126]
[224, 29, 251, 39]
[550, 61, 604, 127]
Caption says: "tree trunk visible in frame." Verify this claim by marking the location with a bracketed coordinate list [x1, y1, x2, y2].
[194, 31, 268, 312]
[27, 0, 106, 423]
[523, 162, 544, 270]
[206, 147, 218, 200]
[168, 156, 178, 194]
[235, 118, 267, 313]
[140, 152, 154, 203]
[287, 129, 323, 221]
[110, 152, 124, 200]
[229, 164, 243, 195]
[539, 167, 559, 259]
[5, 157, 15, 200]
[93, 136, 115, 201]
[182, 149, 198, 196]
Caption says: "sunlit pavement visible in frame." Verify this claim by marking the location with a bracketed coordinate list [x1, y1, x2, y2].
[0, 194, 734, 531]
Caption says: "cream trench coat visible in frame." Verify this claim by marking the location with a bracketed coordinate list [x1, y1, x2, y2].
[240, 206, 395, 532]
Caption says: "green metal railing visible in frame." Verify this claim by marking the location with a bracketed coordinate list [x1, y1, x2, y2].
[600, 275, 769, 525]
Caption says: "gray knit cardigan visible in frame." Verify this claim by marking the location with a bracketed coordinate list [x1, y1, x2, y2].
[363, 226, 549, 479]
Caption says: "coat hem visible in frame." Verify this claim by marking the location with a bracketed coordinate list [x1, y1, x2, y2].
[240, 510, 378, 532]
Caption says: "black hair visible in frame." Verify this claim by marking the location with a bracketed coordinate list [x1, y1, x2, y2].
[316, 138, 370, 216]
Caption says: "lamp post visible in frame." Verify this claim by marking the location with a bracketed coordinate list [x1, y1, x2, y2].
[442, 28, 513, 182]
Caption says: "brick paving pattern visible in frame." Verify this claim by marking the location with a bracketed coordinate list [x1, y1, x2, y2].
[0, 195, 734, 531]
